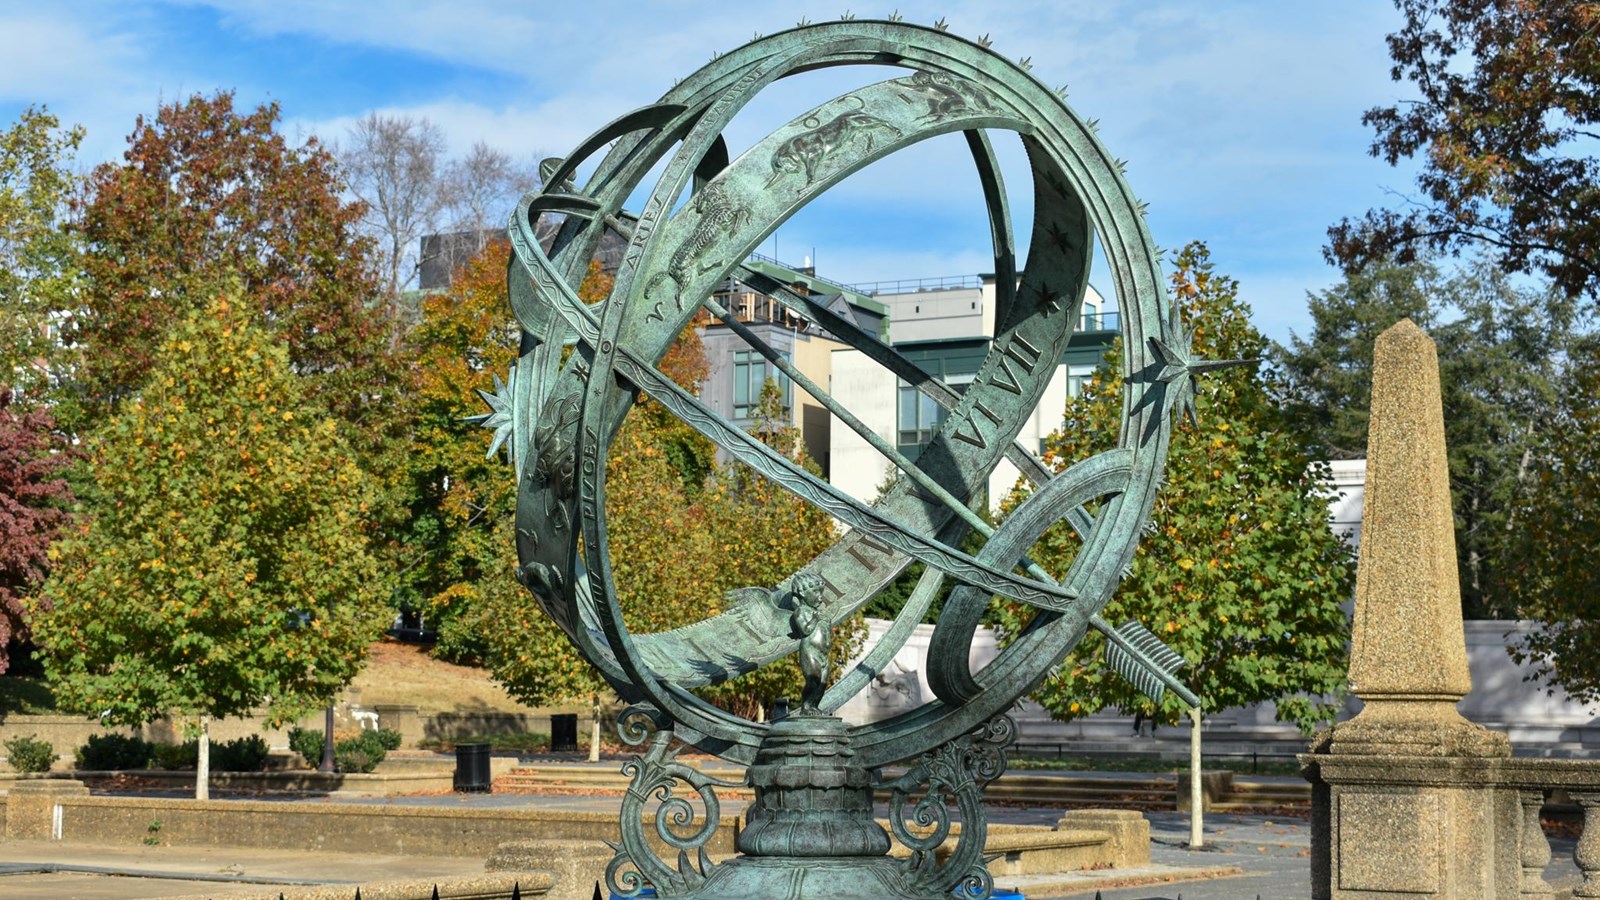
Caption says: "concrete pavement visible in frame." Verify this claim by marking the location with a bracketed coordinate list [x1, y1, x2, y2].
[0, 785, 1581, 899]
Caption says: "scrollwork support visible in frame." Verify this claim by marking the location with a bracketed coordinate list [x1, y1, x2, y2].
[880, 712, 1017, 900]
[605, 710, 742, 898]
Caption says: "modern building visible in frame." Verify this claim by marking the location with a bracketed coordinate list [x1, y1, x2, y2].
[692, 254, 887, 473]
[828, 275, 1117, 509]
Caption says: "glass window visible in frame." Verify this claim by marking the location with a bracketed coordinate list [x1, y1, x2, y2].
[897, 379, 967, 448]
[733, 349, 790, 419]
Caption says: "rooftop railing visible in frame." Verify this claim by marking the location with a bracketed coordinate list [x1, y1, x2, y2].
[848, 274, 984, 295]
[744, 251, 861, 297]
[1080, 310, 1120, 333]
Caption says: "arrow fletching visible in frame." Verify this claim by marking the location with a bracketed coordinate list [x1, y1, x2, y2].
[1100, 619, 1199, 708]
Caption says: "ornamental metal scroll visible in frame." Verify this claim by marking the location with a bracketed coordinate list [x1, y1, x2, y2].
[475, 17, 1229, 900]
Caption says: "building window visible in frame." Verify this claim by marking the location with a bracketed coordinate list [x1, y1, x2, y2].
[897, 376, 971, 449]
[898, 384, 945, 448]
[734, 349, 790, 419]
[1066, 364, 1097, 399]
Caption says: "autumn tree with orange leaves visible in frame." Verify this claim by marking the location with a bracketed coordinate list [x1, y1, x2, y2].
[1329, 1, 1600, 303]
[35, 297, 388, 798]
[66, 91, 398, 446]
[410, 239, 849, 715]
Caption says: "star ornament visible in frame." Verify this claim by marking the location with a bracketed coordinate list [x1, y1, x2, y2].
[1147, 311, 1256, 428]
[464, 366, 520, 471]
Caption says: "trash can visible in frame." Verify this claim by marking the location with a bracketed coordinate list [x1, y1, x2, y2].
[453, 742, 491, 793]
[551, 713, 579, 752]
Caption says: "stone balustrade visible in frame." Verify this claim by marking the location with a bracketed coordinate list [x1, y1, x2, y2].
[1494, 759, 1600, 898]
[1307, 753, 1600, 896]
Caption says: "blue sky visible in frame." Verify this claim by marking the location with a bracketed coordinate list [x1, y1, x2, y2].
[0, 1, 1417, 344]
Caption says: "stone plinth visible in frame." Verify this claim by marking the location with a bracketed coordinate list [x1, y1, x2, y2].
[1174, 770, 1234, 813]
[486, 838, 611, 900]
[1055, 809, 1151, 867]
[1307, 320, 1515, 899]
[4, 778, 89, 840]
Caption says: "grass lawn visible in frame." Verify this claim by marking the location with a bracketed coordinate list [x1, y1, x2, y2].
[0, 676, 58, 715]
[350, 639, 535, 714]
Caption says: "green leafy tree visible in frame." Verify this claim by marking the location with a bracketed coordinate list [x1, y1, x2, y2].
[33, 295, 389, 797]
[1329, 1, 1600, 302]
[397, 240, 524, 658]
[1505, 340, 1600, 700]
[401, 246, 641, 663]
[0, 106, 82, 400]
[1276, 257, 1584, 617]
[997, 242, 1355, 732]
[408, 239, 852, 715]
[694, 379, 860, 719]
[66, 91, 414, 631]
[1275, 257, 1442, 460]
[475, 375, 854, 717]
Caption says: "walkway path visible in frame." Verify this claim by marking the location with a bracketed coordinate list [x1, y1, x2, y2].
[0, 785, 1580, 899]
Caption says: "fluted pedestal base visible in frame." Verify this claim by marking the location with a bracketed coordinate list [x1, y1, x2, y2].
[737, 711, 889, 858]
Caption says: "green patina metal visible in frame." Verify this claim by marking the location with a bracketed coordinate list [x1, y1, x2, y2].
[480, 18, 1220, 899]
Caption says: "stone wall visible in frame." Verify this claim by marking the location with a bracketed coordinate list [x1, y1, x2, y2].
[0, 702, 605, 772]
[837, 617, 1600, 755]
[30, 794, 738, 860]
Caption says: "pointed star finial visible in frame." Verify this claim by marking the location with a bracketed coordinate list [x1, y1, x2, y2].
[1148, 308, 1256, 427]
[464, 366, 520, 472]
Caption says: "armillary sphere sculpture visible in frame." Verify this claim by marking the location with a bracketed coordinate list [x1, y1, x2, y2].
[479, 17, 1219, 900]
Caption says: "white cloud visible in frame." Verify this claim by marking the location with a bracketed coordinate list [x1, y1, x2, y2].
[0, 1, 1416, 342]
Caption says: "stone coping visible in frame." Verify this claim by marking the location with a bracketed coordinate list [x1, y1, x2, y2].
[979, 828, 1109, 851]
[1302, 751, 1600, 790]
[162, 872, 555, 899]
[64, 768, 454, 795]
[59, 793, 632, 824]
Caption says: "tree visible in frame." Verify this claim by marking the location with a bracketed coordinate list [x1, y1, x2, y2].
[400, 239, 526, 661]
[400, 246, 625, 662]
[0, 106, 82, 399]
[1329, 2, 1600, 302]
[997, 242, 1355, 732]
[692, 380, 860, 719]
[34, 295, 389, 798]
[69, 91, 392, 436]
[1276, 256, 1584, 617]
[341, 112, 448, 307]
[1505, 339, 1600, 700]
[442, 141, 537, 236]
[412, 241, 850, 713]
[0, 390, 75, 672]
[1275, 257, 1441, 460]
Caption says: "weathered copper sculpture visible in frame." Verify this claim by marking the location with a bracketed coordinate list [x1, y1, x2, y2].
[482, 17, 1211, 899]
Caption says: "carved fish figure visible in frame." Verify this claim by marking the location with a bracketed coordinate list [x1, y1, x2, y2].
[766, 104, 901, 189]
[531, 386, 583, 523]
